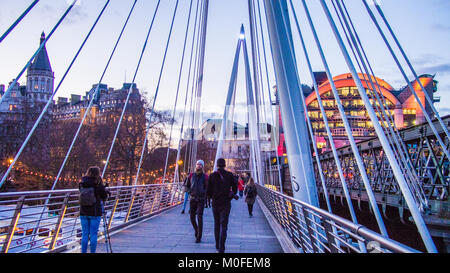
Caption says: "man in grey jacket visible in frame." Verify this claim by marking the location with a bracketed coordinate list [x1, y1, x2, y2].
[185, 160, 209, 243]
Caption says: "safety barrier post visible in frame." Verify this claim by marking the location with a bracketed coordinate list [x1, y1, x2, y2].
[108, 196, 119, 230]
[322, 217, 339, 253]
[2, 196, 25, 253]
[301, 207, 319, 253]
[49, 193, 70, 250]
[125, 190, 136, 223]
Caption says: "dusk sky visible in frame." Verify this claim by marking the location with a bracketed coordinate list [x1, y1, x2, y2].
[1, 0, 450, 131]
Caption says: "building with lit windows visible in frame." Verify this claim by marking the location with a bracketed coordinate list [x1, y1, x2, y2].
[0, 32, 54, 161]
[276, 72, 440, 154]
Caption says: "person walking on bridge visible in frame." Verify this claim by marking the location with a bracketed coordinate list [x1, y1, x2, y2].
[237, 173, 245, 198]
[181, 174, 190, 214]
[244, 176, 258, 217]
[185, 160, 209, 243]
[79, 166, 108, 253]
[207, 158, 238, 253]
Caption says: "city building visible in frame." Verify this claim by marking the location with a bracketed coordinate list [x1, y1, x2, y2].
[0, 32, 54, 161]
[275, 72, 440, 154]
[0, 32, 147, 186]
[182, 118, 276, 172]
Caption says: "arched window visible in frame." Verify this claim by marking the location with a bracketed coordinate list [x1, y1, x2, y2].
[34, 77, 39, 90]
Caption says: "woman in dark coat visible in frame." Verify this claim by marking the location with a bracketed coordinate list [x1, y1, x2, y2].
[79, 166, 108, 253]
[244, 177, 258, 217]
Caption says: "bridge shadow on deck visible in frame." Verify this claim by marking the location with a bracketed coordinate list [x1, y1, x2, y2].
[93, 197, 283, 253]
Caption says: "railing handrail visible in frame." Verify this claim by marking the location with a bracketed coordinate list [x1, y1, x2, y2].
[256, 184, 420, 253]
[0, 183, 180, 198]
[0, 183, 184, 253]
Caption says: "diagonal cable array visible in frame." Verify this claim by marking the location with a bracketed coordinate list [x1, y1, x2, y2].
[162, 0, 195, 183]
[133, 0, 180, 186]
[318, 0, 437, 253]
[173, 0, 203, 182]
[0, 0, 111, 189]
[330, 0, 427, 211]
[257, 0, 439, 253]
[102, 0, 162, 180]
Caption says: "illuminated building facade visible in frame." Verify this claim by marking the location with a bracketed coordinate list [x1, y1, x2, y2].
[276, 72, 439, 154]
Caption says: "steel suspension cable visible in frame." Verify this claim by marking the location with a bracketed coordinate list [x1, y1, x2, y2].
[0, 0, 40, 44]
[101, 0, 162, 180]
[0, 0, 78, 105]
[133, 0, 180, 186]
[0, 0, 112, 189]
[162, 0, 195, 183]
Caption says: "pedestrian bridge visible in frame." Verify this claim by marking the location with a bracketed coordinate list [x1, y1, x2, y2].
[0, 183, 418, 253]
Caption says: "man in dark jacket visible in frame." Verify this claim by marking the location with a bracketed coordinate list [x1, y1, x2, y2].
[207, 158, 237, 253]
[185, 160, 209, 243]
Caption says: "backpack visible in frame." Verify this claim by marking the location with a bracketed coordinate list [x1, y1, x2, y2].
[79, 186, 97, 206]
[246, 186, 256, 198]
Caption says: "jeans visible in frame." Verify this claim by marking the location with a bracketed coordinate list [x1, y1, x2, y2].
[182, 192, 189, 211]
[212, 204, 231, 253]
[80, 216, 101, 253]
[189, 199, 205, 240]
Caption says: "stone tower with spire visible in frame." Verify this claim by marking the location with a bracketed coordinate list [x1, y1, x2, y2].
[26, 32, 54, 104]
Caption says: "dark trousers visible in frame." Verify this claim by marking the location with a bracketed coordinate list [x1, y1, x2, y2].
[212, 204, 231, 253]
[247, 203, 254, 216]
[189, 199, 205, 240]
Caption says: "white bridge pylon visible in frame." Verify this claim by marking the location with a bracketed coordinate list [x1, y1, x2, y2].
[213, 25, 264, 188]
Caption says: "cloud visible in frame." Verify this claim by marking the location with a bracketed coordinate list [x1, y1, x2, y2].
[64, 4, 89, 25]
[432, 23, 450, 32]
[38, 2, 88, 25]
[419, 64, 450, 76]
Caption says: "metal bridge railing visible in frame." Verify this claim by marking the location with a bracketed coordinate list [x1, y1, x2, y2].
[256, 184, 420, 253]
[0, 183, 184, 253]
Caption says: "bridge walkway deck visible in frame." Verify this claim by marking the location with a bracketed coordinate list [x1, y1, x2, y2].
[88, 197, 283, 253]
